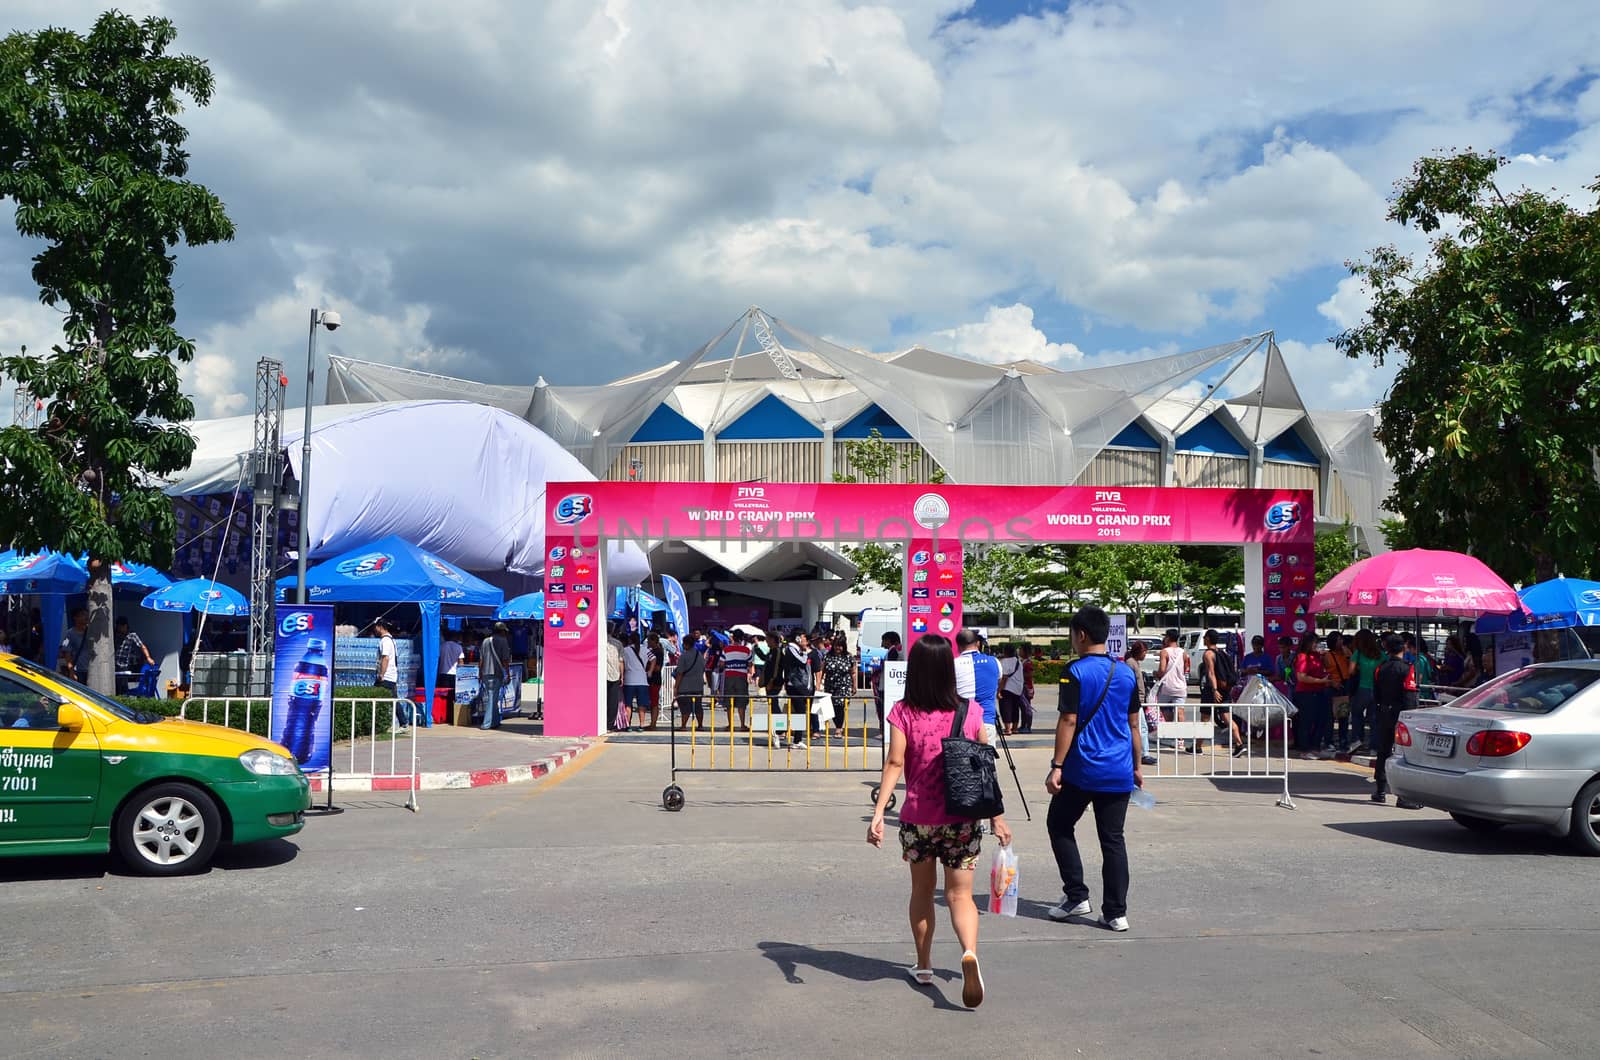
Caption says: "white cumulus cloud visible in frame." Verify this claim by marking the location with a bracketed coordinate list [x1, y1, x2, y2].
[929, 303, 1085, 365]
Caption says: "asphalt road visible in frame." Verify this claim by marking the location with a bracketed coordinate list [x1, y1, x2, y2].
[4, 696, 1599, 1059]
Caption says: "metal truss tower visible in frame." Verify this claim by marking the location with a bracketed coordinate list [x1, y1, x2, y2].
[247, 359, 287, 693]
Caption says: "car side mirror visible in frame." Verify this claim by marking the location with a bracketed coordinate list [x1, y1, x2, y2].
[57, 703, 84, 730]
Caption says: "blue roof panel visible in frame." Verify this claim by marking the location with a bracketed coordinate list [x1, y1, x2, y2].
[835, 403, 912, 439]
[1175, 414, 1248, 456]
[1107, 420, 1161, 450]
[719, 393, 823, 440]
[629, 403, 702, 442]
[1264, 426, 1319, 465]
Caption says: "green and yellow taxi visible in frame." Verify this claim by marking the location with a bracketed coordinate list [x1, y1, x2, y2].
[0, 654, 310, 875]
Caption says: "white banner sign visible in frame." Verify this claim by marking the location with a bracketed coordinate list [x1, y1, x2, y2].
[1107, 613, 1128, 659]
[884, 660, 908, 707]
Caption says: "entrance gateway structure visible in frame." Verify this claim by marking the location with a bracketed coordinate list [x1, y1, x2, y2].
[542, 482, 1314, 739]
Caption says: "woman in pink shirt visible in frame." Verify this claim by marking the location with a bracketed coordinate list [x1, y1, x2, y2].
[869, 634, 1012, 1008]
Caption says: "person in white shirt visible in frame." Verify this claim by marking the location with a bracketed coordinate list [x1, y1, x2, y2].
[998, 646, 1028, 735]
[1154, 628, 1192, 751]
[605, 629, 624, 731]
[620, 633, 650, 732]
[374, 620, 408, 730]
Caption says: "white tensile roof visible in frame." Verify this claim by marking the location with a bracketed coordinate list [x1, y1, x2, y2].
[324, 307, 1394, 548]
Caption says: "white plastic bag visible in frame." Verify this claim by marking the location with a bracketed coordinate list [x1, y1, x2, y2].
[988, 844, 1018, 917]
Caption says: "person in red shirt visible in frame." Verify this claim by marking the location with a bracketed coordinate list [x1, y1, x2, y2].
[721, 632, 753, 730]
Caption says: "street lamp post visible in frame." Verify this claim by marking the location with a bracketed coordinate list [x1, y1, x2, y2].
[295, 308, 341, 604]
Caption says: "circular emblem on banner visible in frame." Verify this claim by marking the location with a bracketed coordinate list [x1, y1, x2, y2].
[1292, 619, 1308, 633]
[937, 618, 955, 633]
[576, 613, 591, 628]
[913, 493, 950, 530]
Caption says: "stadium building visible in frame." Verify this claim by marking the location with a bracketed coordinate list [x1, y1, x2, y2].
[325, 308, 1393, 626]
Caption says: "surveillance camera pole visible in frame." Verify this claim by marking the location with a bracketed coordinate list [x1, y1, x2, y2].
[295, 308, 324, 605]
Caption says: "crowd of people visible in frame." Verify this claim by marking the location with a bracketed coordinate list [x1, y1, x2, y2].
[601, 623, 1048, 749]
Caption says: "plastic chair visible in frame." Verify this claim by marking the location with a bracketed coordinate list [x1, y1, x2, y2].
[133, 665, 160, 699]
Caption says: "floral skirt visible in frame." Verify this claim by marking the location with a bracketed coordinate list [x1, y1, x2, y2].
[899, 821, 982, 870]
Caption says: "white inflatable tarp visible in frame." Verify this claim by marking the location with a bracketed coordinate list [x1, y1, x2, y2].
[168, 400, 650, 586]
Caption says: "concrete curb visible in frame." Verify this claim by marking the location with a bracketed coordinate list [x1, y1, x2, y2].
[307, 740, 593, 794]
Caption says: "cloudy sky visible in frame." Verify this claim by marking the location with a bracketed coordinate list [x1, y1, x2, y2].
[4, 0, 1599, 420]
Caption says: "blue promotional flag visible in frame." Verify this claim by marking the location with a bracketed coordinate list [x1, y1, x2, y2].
[271, 604, 334, 771]
[661, 575, 690, 638]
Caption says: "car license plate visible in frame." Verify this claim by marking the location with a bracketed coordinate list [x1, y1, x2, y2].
[1424, 732, 1454, 756]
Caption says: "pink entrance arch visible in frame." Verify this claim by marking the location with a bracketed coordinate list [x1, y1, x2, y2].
[541, 482, 1315, 738]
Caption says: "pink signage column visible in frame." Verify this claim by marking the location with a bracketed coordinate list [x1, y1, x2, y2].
[541, 524, 606, 738]
[903, 538, 963, 647]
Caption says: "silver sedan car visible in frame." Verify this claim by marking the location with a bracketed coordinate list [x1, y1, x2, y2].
[1388, 661, 1600, 855]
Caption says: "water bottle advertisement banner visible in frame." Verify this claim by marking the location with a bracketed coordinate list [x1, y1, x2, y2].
[271, 604, 335, 772]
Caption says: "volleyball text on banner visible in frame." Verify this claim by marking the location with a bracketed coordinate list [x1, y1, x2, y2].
[271, 604, 335, 771]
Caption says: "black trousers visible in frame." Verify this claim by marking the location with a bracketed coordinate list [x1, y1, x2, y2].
[1373, 704, 1401, 794]
[787, 692, 815, 739]
[1048, 780, 1131, 919]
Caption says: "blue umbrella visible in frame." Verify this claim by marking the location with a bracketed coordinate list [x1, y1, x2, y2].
[141, 578, 249, 616]
[497, 591, 544, 621]
[1475, 576, 1600, 634]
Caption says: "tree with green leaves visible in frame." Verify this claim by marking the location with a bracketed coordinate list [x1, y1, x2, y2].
[1178, 545, 1244, 622]
[1075, 543, 1184, 631]
[1337, 151, 1600, 584]
[961, 545, 1044, 623]
[0, 12, 235, 692]
[833, 428, 944, 593]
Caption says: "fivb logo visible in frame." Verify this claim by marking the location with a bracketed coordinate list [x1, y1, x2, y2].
[736, 486, 765, 499]
[279, 611, 315, 636]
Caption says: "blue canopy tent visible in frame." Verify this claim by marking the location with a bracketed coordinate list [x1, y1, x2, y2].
[0, 550, 92, 670]
[276, 535, 504, 726]
[109, 561, 173, 592]
[497, 592, 544, 621]
[1475, 577, 1600, 634]
[609, 586, 667, 626]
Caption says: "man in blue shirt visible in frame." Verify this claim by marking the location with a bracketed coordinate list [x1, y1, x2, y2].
[1046, 606, 1143, 932]
[954, 628, 1001, 745]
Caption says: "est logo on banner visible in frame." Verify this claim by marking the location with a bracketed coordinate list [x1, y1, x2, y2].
[271, 604, 334, 772]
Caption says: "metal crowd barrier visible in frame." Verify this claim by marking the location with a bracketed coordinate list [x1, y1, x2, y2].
[1149, 697, 1295, 809]
[181, 696, 419, 812]
[661, 689, 887, 811]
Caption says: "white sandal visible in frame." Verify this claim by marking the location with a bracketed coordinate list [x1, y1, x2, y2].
[908, 966, 935, 986]
[961, 950, 984, 1009]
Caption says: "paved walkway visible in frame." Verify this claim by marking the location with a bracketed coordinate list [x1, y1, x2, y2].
[311, 717, 592, 793]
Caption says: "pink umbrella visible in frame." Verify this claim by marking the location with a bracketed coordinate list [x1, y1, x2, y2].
[1309, 549, 1523, 618]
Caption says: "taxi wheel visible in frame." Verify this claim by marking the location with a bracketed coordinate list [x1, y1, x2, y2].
[115, 782, 222, 876]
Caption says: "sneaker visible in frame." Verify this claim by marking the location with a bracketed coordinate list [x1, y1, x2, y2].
[1048, 897, 1091, 921]
[1396, 799, 1424, 810]
[1370, 792, 1386, 804]
[1141, 754, 1158, 766]
[1099, 914, 1129, 932]
[791, 740, 808, 749]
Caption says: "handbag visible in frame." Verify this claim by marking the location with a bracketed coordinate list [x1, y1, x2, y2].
[942, 699, 1005, 819]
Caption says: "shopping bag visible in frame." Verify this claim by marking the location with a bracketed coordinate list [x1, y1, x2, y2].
[988, 844, 1018, 917]
[811, 692, 833, 721]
